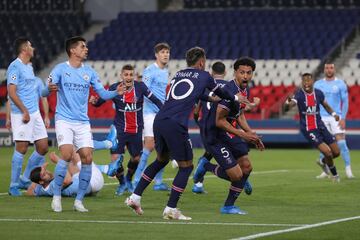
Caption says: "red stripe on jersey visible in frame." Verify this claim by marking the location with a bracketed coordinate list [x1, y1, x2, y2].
[124, 88, 137, 133]
[305, 93, 317, 131]
[239, 89, 248, 109]
[226, 120, 237, 138]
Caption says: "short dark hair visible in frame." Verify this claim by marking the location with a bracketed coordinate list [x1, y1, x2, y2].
[233, 57, 256, 71]
[324, 60, 334, 65]
[186, 47, 206, 67]
[211, 61, 226, 75]
[154, 42, 170, 53]
[302, 73, 313, 79]
[14, 37, 30, 55]
[121, 64, 134, 72]
[65, 36, 86, 57]
[30, 167, 42, 184]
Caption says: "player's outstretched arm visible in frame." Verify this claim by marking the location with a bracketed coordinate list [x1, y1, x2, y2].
[25, 183, 38, 196]
[322, 100, 340, 121]
[284, 96, 297, 112]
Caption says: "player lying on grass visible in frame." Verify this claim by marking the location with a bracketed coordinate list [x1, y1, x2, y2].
[26, 150, 121, 197]
[284, 73, 341, 182]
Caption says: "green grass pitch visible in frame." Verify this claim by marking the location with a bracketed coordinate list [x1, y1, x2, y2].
[0, 147, 359, 240]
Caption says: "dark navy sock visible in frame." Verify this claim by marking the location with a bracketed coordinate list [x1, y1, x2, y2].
[224, 173, 249, 206]
[328, 165, 338, 176]
[134, 159, 168, 196]
[167, 166, 193, 208]
[126, 160, 139, 181]
[205, 163, 231, 181]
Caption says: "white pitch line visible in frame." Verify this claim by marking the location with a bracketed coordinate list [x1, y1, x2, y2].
[231, 216, 360, 240]
[0, 169, 291, 195]
[0, 218, 306, 227]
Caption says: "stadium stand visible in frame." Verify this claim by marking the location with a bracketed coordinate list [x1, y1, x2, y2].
[0, 0, 90, 73]
[85, 8, 359, 119]
[1, 2, 359, 120]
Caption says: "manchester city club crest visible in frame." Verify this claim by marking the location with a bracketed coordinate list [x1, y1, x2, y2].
[83, 74, 90, 81]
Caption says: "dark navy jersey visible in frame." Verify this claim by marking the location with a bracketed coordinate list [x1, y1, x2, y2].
[204, 80, 249, 144]
[156, 68, 223, 128]
[97, 81, 162, 133]
[197, 79, 227, 130]
[293, 88, 326, 131]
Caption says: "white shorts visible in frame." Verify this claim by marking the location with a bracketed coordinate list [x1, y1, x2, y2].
[76, 162, 104, 193]
[55, 120, 93, 151]
[143, 114, 156, 137]
[11, 111, 48, 143]
[321, 116, 345, 135]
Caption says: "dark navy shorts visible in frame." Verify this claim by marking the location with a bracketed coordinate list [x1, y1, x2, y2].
[154, 118, 193, 161]
[301, 127, 335, 148]
[113, 131, 142, 157]
[207, 135, 249, 170]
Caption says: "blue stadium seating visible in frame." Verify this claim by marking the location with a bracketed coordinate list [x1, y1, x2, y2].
[0, 12, 91, 71]
[88, 9, 360, 61]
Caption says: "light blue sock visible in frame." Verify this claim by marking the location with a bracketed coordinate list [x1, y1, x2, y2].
[318, 152, 324, 161]
[76, 164, 92, 201]
[154, 168, 165, 185]
[133, 148, 150, 184]
[53, 159, 69, 196]
[10, 150, 24, 188]
[337, 140, 351, 167]
[93, 140, 111, 150]
[23, 150, 45, 180]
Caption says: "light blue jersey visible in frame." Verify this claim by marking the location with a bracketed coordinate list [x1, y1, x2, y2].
[142, 63, 168, 115]
[314, 78, 348, 119]
[7, 58, 40, 114]
[34, 174, 90, 197]
[48, 61, 118, 123]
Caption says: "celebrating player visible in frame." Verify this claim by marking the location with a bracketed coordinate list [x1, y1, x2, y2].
[285, 73, 340, 182]
[193, 57, 264, 214]
[125, 47, 249, 220]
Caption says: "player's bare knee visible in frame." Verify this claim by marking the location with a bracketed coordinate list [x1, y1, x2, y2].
[230, 173, 242, 182]
[36, 145, 48, 155]
[332, 149, 340, 158]
[324, 150, 333, 160]
[15, 141, 28, 154]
